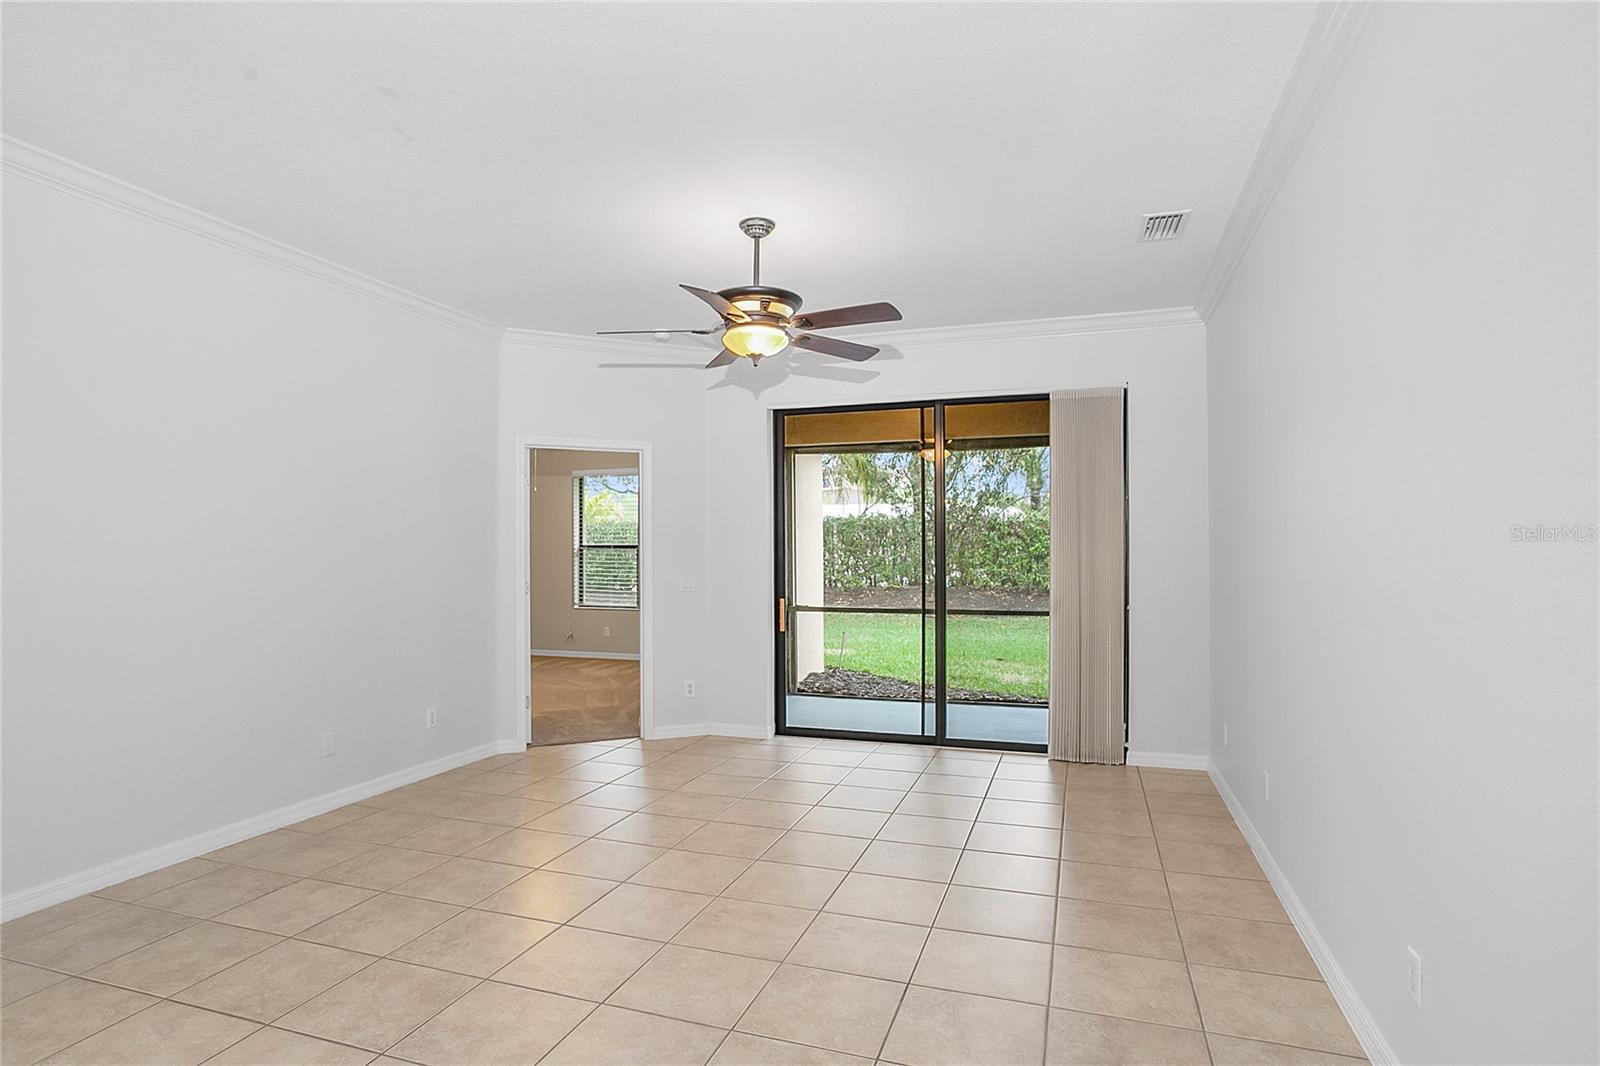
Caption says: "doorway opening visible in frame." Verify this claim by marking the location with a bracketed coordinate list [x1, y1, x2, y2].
[526, 446, 643, 746]
[773, 396, 1052, 751]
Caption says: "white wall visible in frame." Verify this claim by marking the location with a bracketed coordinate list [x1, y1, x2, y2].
[497, 338, 709, 738]
[529, 447, 640, 656]
[1, 171, 501, 901]
[702, 322, 1211, 759]
[1206, 5, 1598, 1063]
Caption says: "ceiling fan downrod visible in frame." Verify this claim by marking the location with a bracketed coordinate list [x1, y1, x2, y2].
[739, 217, 775, 285]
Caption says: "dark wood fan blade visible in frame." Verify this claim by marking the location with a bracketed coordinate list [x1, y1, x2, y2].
[705, 349, 739, 368]
[596, 328, 719, 335]
[790, 333, 879, 361]
[792, 302, 902, 330]
[681, 284, 749, 323]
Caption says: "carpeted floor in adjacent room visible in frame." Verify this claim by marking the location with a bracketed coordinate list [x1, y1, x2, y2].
[530, 655, 640, 746]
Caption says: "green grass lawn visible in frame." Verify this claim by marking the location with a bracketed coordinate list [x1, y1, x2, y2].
[821, 612, 1048, 700]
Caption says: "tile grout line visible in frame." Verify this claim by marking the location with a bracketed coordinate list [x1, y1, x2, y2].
[191, 1010, 272, 1065]
[1143, 768, 1217, 1066]
[1040, 756, 1071, 1065]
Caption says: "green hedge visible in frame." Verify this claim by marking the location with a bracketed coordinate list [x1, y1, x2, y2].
[823, 512, 1048, 589]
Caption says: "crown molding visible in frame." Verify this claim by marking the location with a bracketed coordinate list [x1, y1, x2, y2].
[501, 306, 1202, 356]
[1, 137, 503, 342]
[1194, 1, 1374, 320]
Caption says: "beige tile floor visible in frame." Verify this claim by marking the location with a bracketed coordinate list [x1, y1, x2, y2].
[0, 735, 1366, 1065]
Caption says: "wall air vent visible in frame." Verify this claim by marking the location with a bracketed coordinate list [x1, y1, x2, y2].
[1139, 211, 1190, 242]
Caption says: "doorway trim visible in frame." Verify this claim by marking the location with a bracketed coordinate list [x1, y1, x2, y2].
[516, 435, 653, 747]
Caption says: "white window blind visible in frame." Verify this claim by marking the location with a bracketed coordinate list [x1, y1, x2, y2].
[573, 473, 639, 608]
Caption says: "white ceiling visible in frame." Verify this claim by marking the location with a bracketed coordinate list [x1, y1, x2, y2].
[3, 3, 1316, 334]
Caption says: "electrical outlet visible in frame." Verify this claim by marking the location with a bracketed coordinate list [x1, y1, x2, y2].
[1407, 946, 1423, 1007]
[1223, 723, 1229, 747]
[321, 732, 336, 757]
[683, 680, 697, 698]
[425, 707, 438, 729]
[1263, 769, 1270, 802]
[603, 626, 611, 637]
[679, 576, 696, 591]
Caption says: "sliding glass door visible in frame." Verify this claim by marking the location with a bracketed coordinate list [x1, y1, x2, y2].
[774, 397, 1049, 751]
[779, 405, 935, 739]
[941, 401, 1051, 746]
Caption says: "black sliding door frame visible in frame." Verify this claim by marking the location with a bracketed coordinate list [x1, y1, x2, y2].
[932, 401, 948, 744]
[772, 394, 1052, 753]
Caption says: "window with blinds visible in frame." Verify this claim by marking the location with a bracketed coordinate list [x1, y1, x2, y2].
[573, 473, 640, 608]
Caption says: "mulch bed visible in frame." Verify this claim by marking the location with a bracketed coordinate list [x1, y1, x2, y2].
[797, 667, 1047, 706]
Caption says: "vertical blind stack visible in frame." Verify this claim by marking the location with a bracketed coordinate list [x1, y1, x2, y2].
[1048, 387, 1128, 764]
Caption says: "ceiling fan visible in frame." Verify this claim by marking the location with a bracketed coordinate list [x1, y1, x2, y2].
[597, 217, 903, 368]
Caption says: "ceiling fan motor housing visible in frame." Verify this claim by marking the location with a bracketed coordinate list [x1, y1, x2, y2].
[717, 284, 803, 322]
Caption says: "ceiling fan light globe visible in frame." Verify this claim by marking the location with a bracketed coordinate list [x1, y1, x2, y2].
[723, 322, 789, 358]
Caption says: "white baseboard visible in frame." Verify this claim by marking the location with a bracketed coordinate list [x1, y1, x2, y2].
[646, 722, 772, 741]
[1127, 750, 1210, 770]
[1209, 764, 1397, 1065]
[530, 648, 640, 661]
[0, 737, 526, 922]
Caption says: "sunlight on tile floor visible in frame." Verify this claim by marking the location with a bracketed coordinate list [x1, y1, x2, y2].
[0, 735, 1365, 1065]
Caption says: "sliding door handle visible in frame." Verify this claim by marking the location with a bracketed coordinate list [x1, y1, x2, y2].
[777, 598, 786, 633]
